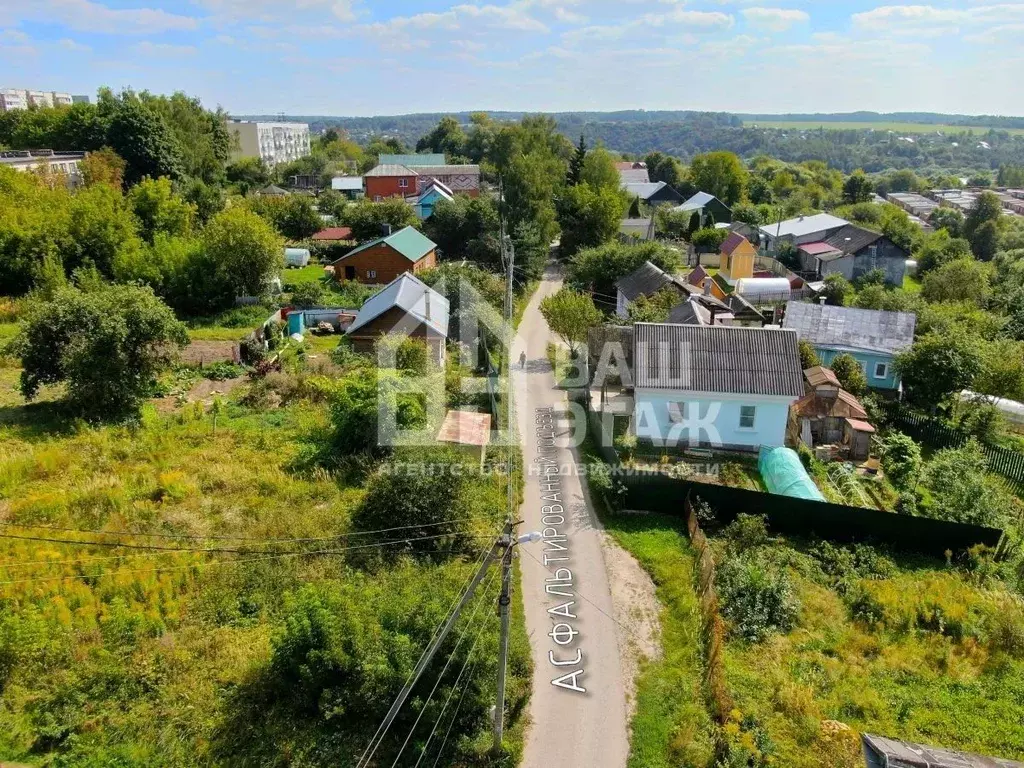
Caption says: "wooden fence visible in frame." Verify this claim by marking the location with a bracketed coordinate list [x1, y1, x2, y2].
[880, 401, 1024, 494]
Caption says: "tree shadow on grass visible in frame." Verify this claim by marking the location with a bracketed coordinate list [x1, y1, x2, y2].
[0, 400, 79, 441]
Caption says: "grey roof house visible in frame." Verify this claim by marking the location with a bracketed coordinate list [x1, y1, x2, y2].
[614, 261, 695, 318]
[623, 181, 684, 206]
[759, 213, 849, 251]
[797, 224, 910, 286]
[783, 301, 916, 391]
[631, 323, 805, 450]
[675, 191, 733, 226]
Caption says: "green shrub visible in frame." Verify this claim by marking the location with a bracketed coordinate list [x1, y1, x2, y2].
[202, 362, 246, 381]
[723, 514, 769, 552]
[289, 280, 327, 309]
[716, 553, 800, 641]
[878, 431, 922, 490]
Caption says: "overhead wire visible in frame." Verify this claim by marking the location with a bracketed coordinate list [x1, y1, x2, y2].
[356, 533, 499, 768]
[0, 532, 495, 587]
[390, 564, 500, 768]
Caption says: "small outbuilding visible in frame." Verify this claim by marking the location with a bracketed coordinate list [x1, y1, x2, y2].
[284, 248, 311, 267]
[437, 410, 492, 469]
[862, 733, 1024, 768]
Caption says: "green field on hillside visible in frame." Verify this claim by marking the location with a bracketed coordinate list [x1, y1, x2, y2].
[744, 120, 1024, 136]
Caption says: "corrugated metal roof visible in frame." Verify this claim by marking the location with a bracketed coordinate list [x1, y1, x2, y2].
[676, 191, 717, 212]
[379, 153, 446, 167]
[633, 323, 805, 397]
[863, 734, 1024, 768]
[312, 227, 353, 241]
[623, 181, 676, 200]
[759, 213, 849, 239]
[365, 164, 417, 177]
[332, 225, 436, 265]
[799, 241, 844, 257]
[346, 272, 449, 337]
[783, 301, 916, 355]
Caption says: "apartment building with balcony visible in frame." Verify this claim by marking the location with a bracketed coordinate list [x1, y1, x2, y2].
[0, 88, 74, 111]
[228, 120, 311, 167]
[0, 150, 86, 186]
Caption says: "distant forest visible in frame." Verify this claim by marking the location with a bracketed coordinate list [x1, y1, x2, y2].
[236, 110, 1024, 175]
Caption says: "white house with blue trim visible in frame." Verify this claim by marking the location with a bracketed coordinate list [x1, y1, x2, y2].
[632, 323, 806, 451]
[782, 302, 916, 391]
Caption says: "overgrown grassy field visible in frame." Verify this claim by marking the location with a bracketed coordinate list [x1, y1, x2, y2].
[709, 524, 1024, 766]
[0, 369, 529, 766]
[744, 120, 1024, 136]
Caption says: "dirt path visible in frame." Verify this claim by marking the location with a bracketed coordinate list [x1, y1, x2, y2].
[513, 266, 644, 768]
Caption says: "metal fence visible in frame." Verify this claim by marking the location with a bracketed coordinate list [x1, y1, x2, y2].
[879, 401, 1024, 494]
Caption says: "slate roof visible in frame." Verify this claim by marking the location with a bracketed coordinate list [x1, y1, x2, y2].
[783, 301, 916, 356]
[619, 168, 651, 184]
[633, 323, 805, 397]
[346, 272, 449, 337]
[615, 261, 694, 302]
[668, 299, 711, 326]
[862, 733, 1024, 768]
[365, 163, 418, 177]
[824, 224, 899, 256]
[379, 153, 446, 167]
[687, 264, 709, 287]
[724, 293, 764, 321]
[259, 184, 288, 195]
[331, 226, 436, 265]
[759, 213, 849, 240]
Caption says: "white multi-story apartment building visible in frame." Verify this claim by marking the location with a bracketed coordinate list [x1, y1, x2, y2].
[228, 120, 311, 167]
[0, 88, 74, 111]
[0, 150, 86, 186]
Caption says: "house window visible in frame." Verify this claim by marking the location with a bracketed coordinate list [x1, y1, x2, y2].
[739, 405, 756, 430]
[399, 178, 408, 188]
[367, 270, 377, 279]
[874, 362, 888, 379]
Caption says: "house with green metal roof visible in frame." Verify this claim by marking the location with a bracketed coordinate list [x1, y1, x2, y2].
[329, 225, 438, 285]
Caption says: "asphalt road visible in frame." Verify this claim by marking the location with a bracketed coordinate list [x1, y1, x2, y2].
[512, 268, 629, 768]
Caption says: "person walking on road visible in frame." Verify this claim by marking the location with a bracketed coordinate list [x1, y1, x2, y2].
[519, 350, 527, 369]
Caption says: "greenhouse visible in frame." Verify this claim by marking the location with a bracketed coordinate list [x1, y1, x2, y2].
[758, 446, 826, 501]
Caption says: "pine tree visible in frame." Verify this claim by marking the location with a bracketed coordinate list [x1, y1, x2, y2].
[567, 134, 587, 186]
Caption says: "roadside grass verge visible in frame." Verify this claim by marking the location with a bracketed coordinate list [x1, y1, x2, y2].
[579, 434, 717, 767]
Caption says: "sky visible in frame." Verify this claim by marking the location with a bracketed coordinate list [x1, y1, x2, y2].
[1, 0, 1023, 117]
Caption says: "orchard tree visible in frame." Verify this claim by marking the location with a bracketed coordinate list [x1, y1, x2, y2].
[820, 273, 852, 306]
[688, 151, 747, 205]
[915, 229, 972, 275]
[896, 332, 984, 409]
[201, 206, 283, 302]
[12, 283, 187, 419]
[921, 440, 1014, 527]
[567, 241, 682, 298]
[879, 431, 922, 491]
[829, 353, 867, 395]
[539, 288, 602, 358]
[921, 257, 991, 307]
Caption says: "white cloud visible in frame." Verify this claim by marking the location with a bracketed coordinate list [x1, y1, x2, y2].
[363, 4, 549, 38]
[0, 28, 29, 43]
[132, 40, 199, 56]
[741, 7, 809, 32]
[57, 37, 91, 52]
[29, 0, 199, 34]
[852, 3, 1024, 36]
[195, 0, 357, 23]
[964, 20, 1024, 41]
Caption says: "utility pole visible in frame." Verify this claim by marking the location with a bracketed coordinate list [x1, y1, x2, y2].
[493, 522, 514, 750]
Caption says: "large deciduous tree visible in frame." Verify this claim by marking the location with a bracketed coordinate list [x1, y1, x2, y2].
[965, 191, 1003, 260]
[539, 288, 602, 358]
[12, 283, 187, 419]
[842, 170, 873, 204]
[105, 96, 184, 186]
[341, 197, 419, 241]
[896, 331, 984, 409]
[556, 183, 627, 257]
[127, 176, 196, 243]
[689, 151, 747, 206]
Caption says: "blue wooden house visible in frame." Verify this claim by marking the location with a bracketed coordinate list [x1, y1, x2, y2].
[410, 179, 454, 220]
[782, 302, 916, 391]
[632, 323, 805, 451]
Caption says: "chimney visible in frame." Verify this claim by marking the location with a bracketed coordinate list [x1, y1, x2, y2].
[382, 223, 393, 237]
[424, 288, 431, 320]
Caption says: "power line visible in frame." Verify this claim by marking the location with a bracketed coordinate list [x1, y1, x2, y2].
[389, 566, 499, 768]
[0, 516, 490, 544]
[417, 625, 484, 768]
[0, 533, 494, 587]
[356, 535, 499, 768]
